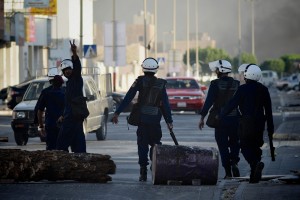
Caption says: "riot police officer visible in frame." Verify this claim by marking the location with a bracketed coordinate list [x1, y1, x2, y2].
[112, 57, 173, 182]
[220, 64, 274, 183]
[34, 67, 61, 127]
[199, 60, 241, 179]
[56, 40, 87, 153]
[37, 74, 65, 150]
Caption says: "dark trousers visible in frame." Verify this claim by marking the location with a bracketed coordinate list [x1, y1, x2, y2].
[45, 126, 60, 150]
[215, 117, 240, 168]
[240, 144, 262, 169]
[56, 117, 86, 153]
[136, 123, 162, 167]
[240, 131, 264, 169]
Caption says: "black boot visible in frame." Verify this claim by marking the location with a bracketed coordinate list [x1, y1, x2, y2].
[231, 163, 240, 177]
[139, 166, 147, 182]
[249, 163, 256, 183]
[249, 162, 264, 183]
[224, 166, 232, 179]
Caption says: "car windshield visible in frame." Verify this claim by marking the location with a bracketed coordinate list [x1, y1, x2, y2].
[23, 81, 51, 101]
[166, 79, 200, 89]
[262, 73, 269, 78]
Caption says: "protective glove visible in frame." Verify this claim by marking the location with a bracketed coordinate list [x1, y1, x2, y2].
[198, 118, 205, 130]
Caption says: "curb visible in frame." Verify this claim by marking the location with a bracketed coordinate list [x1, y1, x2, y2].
[273, 133, 300, 140]
[0, 110, 12, 116]
[273, 119, 300, 141]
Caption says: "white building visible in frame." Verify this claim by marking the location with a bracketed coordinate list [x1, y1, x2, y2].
[0, 0, 94, 89]
[50, 0, 94, 68]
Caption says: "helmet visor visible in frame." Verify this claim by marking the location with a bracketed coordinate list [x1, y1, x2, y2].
[238, 64, 248, 73]
[208, 60, 219, 72]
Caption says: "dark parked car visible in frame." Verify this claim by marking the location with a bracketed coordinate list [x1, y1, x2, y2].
[0, 87, 8, 102]
[111, 92, 137, 113]
[6, 80, 32, 110]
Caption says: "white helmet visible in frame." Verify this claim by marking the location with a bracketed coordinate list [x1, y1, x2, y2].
[238, 63, 262, 81]
[60, 59, 73, 71]
[47, 67, 60, 81]
[208, 60, 232, 73]
[141, 57, 159, 73]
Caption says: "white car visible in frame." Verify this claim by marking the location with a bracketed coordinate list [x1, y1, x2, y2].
[11, 75, 114, 146]
[260, 70, 278, 87]
[276, 74, 299, 91]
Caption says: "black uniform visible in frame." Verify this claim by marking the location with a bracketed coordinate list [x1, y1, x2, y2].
[221, 80, 274, 178]
[115, 75, 173, 168]
[200, 76, 240, 176]
[56, 56, 86, 153]
[37, 86, 65, 150]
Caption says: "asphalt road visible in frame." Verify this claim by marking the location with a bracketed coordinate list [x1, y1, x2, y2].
[0, 86, 282, 145]
[0, 86, 291, 200]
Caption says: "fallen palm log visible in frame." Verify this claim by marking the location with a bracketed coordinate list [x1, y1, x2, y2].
[0, 149, 116, 183]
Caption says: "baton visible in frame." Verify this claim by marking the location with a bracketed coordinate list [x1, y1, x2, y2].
[269, 134, 275, 161]
[167, 124, 179, 146]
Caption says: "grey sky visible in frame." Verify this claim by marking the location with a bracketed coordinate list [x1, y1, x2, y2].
[94, 0, 300, 63]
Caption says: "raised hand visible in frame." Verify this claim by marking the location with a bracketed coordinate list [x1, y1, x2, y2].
[69, 39, 77, 55]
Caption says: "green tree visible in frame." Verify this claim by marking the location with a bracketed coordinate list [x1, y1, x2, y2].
[260, 59, 285, 74]
[183, 47, 231, 74]
[280, 54, 300, 73]
[232, 53, 257, 72]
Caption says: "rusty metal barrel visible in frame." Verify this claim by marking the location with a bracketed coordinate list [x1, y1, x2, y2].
[152, 144, 219, 185]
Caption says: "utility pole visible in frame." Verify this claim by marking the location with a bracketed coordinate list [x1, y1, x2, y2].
[250, 0, 255, 56]
[238, 0, 242, 66]
[171, 0, 177, 77]
[173, 0, 176, 50]
[186, 0, 190, 77]
[144, 0, 147, 58]
[79, 0, 83, 59]
[195, 0, 199, 79]
[154, 0, 157, 59]
[112, 0, 116, 91]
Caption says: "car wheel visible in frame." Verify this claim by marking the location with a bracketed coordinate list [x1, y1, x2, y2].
[282, 85, 289, 91]
[293, 85, 299, 91]
[96, 116, 107, 140]
[14, 131, 28, 146]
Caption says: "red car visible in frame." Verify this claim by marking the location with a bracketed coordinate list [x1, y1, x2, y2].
[165, 77, 207, 114]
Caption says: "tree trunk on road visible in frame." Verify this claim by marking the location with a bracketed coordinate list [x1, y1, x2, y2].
[0, 149, 116, 183]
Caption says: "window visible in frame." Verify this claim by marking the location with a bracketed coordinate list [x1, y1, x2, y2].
[166, 79, 199, 89]
[24, 81, 51, 100]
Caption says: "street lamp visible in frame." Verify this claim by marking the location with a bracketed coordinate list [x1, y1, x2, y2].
[163, 31, 173, 53]
[112, 0, 116, 91]
[154, 0, 157, 58]
[79, 0, 83, 59]
[186, 0, 190, 77]
[238, 0, 242, 66]
[144, 0, 147, 58]
[195, 0, 199, 79]
[250, 0, 255, 56]
[172, 0, 176, 50]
